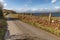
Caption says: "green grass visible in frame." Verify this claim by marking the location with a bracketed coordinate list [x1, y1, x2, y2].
[0, 19, 7, 25]
[0, 19, 7, 40]
[0, 30, 6, 40]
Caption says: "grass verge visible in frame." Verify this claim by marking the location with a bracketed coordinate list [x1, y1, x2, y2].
[21, 20, 60, 36]
[0, 19, 7, 40]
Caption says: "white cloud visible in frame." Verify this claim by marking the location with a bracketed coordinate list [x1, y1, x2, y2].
[17, 8, 50, 12]
[51, 0, 56, 3]
[4, 3, 7, 7]
[0, 0, 4, 2]
[17, 8, 30, 12]
[32, 8, 38, 11]
[55, 6, 60, 9]
[0, 0, 7, 8]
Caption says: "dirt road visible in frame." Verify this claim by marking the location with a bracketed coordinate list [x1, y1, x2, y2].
[5, 20, 60, 40]
[4, 21, 27, 40]
[14, 20, 60, 40]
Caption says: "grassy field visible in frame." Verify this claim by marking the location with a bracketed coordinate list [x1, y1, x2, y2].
[9, 14, 18, 18]
[0, 19, 7, 40]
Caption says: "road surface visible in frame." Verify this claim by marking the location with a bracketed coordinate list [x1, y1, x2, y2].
[5, 20, 60, 40]
[4, 20, 27, 40]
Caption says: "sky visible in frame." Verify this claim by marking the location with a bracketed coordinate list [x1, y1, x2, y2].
[0, 0, 60, 12]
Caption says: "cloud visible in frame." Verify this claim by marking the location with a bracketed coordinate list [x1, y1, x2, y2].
[0, 0, 4, 2]
[0, 0, 7, 8]
[55, 6, 60, 9]
[51, 0, 56, 3]
[4, 3, 7, 7]
[32, 8, 38, 11]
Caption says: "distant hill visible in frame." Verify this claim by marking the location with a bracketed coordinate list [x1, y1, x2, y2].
[3, 9, 60, 17]
[3, 9, 16, 14]
[3, 9, 17, 16]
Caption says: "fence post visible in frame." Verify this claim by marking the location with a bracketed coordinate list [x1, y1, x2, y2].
[49, 13, 52, 25]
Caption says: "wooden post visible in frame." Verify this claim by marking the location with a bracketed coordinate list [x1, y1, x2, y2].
[49, 13, 52, 25]
[17, 14, 19, 19]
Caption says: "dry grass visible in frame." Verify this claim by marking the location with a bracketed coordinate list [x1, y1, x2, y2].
[18, 14, 60, 36]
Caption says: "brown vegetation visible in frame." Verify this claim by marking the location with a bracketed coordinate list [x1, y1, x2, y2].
[18, 14, 60, 36]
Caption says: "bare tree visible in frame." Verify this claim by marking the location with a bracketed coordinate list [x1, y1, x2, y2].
[0, 2, 4, 18]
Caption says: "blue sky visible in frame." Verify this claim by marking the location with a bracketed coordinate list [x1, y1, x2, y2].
[0, 0, 60, 12]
